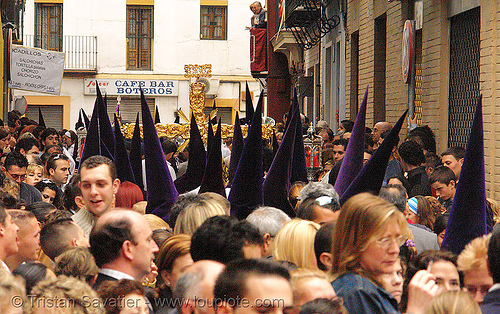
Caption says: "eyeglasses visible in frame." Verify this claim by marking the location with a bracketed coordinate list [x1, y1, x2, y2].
[375, 235, 407, 249]
[314, 196, 335, 207]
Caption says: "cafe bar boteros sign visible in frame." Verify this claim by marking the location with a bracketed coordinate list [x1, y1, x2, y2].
[84, 79, 179, 96]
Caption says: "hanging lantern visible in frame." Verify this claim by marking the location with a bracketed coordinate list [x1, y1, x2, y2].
[303, 122, 323, 181]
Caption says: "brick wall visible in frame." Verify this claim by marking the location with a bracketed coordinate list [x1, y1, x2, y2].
[385, 3, 406, 137]
[345, 0, 450, 144]
[420, 0, 449, 154]
[345, 0, 409, 131]
[344, 0, 500, 199]
[480, 0, 499, 198]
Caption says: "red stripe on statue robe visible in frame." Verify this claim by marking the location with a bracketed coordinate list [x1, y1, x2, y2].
[250, 28, 267, 72]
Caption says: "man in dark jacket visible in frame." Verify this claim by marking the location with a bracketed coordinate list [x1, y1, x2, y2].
[481, 225, 500, 313]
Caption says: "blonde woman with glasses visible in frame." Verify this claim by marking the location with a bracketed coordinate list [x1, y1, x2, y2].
[331, 193, 438, 313]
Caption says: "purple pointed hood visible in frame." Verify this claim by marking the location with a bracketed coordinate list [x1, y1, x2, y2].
[75, 109, 84, 130]
[290, 91, 308, 183]
[79, 99, 100, 166]
[441, 95, 487, 255]
[113, 114, 136, 184]
[155, 106, 161, 124]
[129, 112, 144, 191]
[98, 87, 115, 159]
[82, 108, 90, 130]
[334, 86, 368, 196]
[207, 118, 214, 155]
[228, 112, 243, 187]
[38, 108, 46, 128]
[174, 114, 206, 193]
[229, 92, 264, 219]
[79, 85, 114, 165]
[245, 82, 254, 125]
[199, 118, 226, 197]
[340, 110, 408, 204]
[141, 89, 178, 220]
[262, 100, 299, 217]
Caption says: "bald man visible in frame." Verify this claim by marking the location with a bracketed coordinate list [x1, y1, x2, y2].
[90, 210, 159, 288]
[172, 260, 225, 314]
[371, 121, 392, 146]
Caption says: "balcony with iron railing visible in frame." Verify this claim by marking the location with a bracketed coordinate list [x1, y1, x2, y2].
[282, 0, 340, 50]
[23, 35, 97, 72]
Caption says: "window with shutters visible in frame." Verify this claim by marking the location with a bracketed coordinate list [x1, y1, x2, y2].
[35, 3, 63, 51]
[201, 6, 227, 40]
[127, 5, 153, 70]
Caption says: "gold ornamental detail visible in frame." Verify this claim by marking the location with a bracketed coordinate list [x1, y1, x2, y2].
[121, 63, 272, 140]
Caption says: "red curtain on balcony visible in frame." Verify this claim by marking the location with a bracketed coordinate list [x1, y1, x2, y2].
[250, 28, 267, 72]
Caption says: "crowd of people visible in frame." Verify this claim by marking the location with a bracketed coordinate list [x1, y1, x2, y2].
[0, 98, 495, 314]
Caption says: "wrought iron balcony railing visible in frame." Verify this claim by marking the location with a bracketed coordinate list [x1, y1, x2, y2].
[284, 0, 340, 50]
[23, 35, 97, 72]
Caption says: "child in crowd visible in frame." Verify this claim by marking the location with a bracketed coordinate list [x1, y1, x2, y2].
[25, 163, 43, 186]
[429, 166, 457, 212]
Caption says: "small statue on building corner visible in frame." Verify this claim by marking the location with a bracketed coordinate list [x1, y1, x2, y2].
[250, 1, 266, 29]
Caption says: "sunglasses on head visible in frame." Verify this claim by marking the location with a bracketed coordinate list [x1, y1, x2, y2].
[314, 196, 334, 207]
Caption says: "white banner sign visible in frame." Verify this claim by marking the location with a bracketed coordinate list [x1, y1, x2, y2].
[84, 79, 179, 96]
[9, 45, 65, 95]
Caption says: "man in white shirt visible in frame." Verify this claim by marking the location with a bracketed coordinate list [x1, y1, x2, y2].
[72, 155, 120, 237]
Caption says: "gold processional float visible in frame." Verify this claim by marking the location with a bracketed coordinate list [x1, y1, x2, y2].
[120, 64, 275, 146]
[77, 64, 322, 180]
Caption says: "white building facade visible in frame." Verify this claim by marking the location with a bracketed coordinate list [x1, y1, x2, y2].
[14, 0, 261, 130]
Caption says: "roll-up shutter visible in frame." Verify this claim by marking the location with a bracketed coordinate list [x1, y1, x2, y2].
[448, 7, 480, 148]
[105, 96, 156, 124]
[203, 106, 232, 125]
[26, 105, 63, 130]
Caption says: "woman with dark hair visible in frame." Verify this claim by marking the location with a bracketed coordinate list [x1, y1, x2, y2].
[0, 128, 11, 157]
[401, 250, 462, 313]
[12, 261, 56, 294]
[115, 181, 144, 209]
[25, 201, 57, 225]
[34, 179, 61, 208]
[434, 213, 450, 247]
[339, 119, 354, 133]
